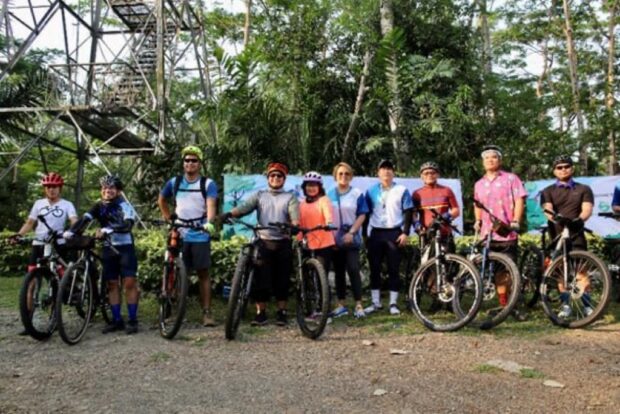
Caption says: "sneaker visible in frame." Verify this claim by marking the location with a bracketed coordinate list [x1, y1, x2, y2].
[389, 304, 400, 315]
[584, 306, 594, 317]
[558, 304, 572, 319]
[251, 311, 268, 326]
[125, 320, 138, 335]
[354, 305, 366, 319]
[276, 309, 288, 326]
[202, 309, 216, 327]
[330, 306, 349, 318]
[363, 303, 383, 314]
[102, 320, 125, 334]
[304, 311, 323, 323]
[512, 309, 528, 322]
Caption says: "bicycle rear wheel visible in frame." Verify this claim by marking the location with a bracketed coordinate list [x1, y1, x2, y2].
[296, 258, 330, 339]
[518, 245, 543, 308]
[409, 254, 482, 332]
[159, 256, 188, 339]
[540, 250, 611, 328]
[56, 261, 94, 345]
[468, 252, 521, 330]
[225, 247, 254, 340]
[19, 269, 58, 340]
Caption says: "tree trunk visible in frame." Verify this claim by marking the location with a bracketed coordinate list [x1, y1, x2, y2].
[342, 51, 373, 160]
[561, 0, 587, 170]
[243, 0, 252, 48]
[606, 0, 618, 174]
[476, 0, 492, 75]
[379, 0, 408, 170]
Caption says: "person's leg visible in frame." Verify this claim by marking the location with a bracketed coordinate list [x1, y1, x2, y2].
[346, 248, 365, 317]
[252, 241, 274, 325]
[273, 241, 293, 325]
[333, 248, 348, 306]
[102, 247, 124, 332]
[385, 230, 402, 313]
[119, 245, 139, 333]
[366, 231, 385, 311]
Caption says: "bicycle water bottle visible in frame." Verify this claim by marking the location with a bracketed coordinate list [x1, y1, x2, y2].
[44, 243, 52, 257]
[170, 229, 179, 248]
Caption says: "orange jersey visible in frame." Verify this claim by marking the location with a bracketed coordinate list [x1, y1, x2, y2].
[299, 195, 336, 250]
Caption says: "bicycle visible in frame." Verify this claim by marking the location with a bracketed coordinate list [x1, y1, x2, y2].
[150, 217, 212, 339]
[55, 234, 113, 345]
[466, 199, 522, 330]
[517, 233, 546, 309]
[224, 218, 277, 340]
[16, 213, 66, 340]
[408, 210, 483, 332]
[539, 210, 611, 328]
[598, 211, 620, 303]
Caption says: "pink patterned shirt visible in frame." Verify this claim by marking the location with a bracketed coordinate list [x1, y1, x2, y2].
[474, 170, 527, 242]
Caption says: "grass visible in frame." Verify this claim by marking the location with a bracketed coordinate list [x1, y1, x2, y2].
[520, 368, 545, 379]
[149, 351, 171, 362]
[475, 364, 502, 374]
[0, 277, 21, 310]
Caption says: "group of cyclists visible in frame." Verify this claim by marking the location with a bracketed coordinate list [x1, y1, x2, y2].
[10, 143, 613, 337]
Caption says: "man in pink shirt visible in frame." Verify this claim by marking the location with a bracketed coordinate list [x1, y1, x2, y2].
[474, 145, 527, 319]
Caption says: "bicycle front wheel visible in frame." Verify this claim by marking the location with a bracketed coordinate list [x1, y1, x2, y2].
[225, 247, 254, 340]
[296, 258, 330, 339]
[159, 256, 188, 339]
[19, 269, 58, 340]
[540, 250, 611, 328]
[469, 252, 522, 330]
[56, 261, 94, 345]
[518, 246, 543, 308]
[409, 254, 482, 332]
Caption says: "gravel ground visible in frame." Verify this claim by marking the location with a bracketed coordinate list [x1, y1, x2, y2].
[0, 309, 619, 414]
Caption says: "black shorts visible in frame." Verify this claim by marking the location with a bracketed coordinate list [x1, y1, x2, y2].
[489, 240, 518, 263]
[182, 241, 211, 271]
[28, 245, 75, 268]
[102, 245, 138, 280]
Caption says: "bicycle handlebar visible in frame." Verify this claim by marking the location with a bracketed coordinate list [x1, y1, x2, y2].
[429, 208, 461, 235]
[268, 222, 337, 235]
[148, 218, 211, 233]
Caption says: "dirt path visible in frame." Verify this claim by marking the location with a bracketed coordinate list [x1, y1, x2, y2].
[0, 309, 619, 413]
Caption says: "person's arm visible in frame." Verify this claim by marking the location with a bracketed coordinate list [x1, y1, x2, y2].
[204, 180, 218, 222]
[447, 189, 460, 219]
[397, 189, 414, 246]
[513, 196, 525, 223]
[158, 179, 175, 221]
[16, 218, 36, 237]
[580, 202, 593, 221]
[229, 191, 260, 218]
[288, 193, 300, 226]
[542, 202, 555, 222]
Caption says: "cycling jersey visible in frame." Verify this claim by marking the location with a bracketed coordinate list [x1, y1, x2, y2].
[365, 182, 414, 232]
[28, 199, 77, 245]
[299, 195, 335, 250]
[160, 175, 217, 242]
[84, 198, 136, 246]
[412, 184, 458, 237]
[327, 186, 369, 237]
[236, 189, 299, 240]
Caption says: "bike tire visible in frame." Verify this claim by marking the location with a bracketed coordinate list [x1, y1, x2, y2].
[540, 250, 611, 328]
[19, 269, 58, 340]
[225, 247, 254, 340]
[518, 245, 543, 308]
[469, 252, 522, 330]
[56, 261, 94, 345]
[296, 258, 330, 340]
[409, 253, 482, 332]
[158, 256, 188, 339]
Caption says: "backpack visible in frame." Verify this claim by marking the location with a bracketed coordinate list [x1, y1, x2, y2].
[173, 175, 208, 203]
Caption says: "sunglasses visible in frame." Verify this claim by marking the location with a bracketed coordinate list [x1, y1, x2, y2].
[184, 158, 200, 164]
[422, 171, 438, 176]
[268, 173, 284, 179]
[555, 164, 572, 170]
[337, 172, 352, 177]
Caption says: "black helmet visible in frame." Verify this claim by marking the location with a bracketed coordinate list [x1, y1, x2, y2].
[100, 174, 123, 190]
[419, 161, 440, 174]
[552, 155, 573, 168]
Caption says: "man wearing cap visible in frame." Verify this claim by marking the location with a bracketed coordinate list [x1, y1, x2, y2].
[474, 145, 527, 319]
[412, 161, 460, 251]
[540, 155, 594, 318]
[364, 159, 414, 315]
[221, 162, 299, 326]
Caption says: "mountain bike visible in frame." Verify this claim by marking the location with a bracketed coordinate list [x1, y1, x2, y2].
[539, 210, 611, 328]
[409, 210, 482, 332]
[150, 217, 212, 339]
[598, 211, 620, 303]
[517, 232, 546, 309]
[55, 235, 113, 345]
[16, 213, 66, 340]
[224, 218, 276, 340]
[466, 200, 522, 330]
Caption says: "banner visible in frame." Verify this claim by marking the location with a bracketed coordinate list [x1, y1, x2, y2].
[524, 176, 620, 238]
[223, 174, 464, 239]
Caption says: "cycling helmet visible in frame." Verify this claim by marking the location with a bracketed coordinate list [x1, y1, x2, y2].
[552, 155, 573, 168]
[100, 174, 123, 190]
[181, 145, 203, 161]
[419, 161, 440, 174]
[302, 171, 323, 185]
[481, 145, 502, 158]
[41, 172, 64, 187]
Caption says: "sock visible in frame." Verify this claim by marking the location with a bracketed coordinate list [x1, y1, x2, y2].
[498, 293, 507, 307]
[111, 304, 122, 322]
[581, 293, 592, 308]
[389, 290, 399, 306]
[371, 289, 380, 306]
[560, 292, 570, 304]
[127, 303, 138, 321]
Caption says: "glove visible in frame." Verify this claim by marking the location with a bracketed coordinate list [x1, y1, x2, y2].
[509, 221, 520, 232]
[8, 234, 21, 245]
[473, 220, 482, 233]
[217, 212, 232, 224]
[203, 222, 216, 234]
[569, 218, 584, 232]
[63, 231, 75, 239]
[100, 227, 114, 235]
[168, 213, 178, 223]
[441, 212, 452, 221]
